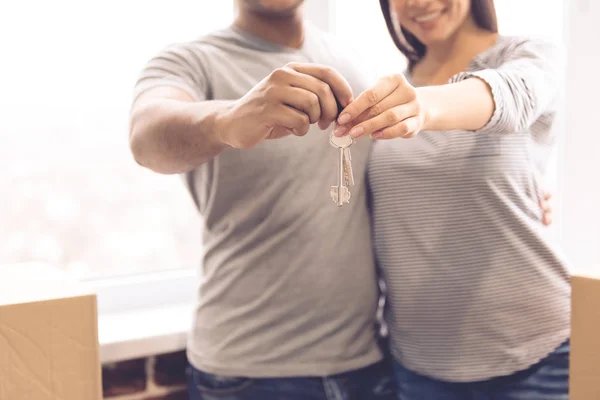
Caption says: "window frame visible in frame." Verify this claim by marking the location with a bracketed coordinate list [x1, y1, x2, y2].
[89, 268, 198, 315]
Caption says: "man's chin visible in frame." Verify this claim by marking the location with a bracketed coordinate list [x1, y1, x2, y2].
[256, 7, 300, 18]
[250, 0, 304, 18]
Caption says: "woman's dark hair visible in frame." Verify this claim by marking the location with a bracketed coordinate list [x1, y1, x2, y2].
[379, 0, 498, 67]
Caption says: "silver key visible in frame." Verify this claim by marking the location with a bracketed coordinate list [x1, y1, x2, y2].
[343, 147, 354, 187]
[330, 132, 354, 187]
[330, 185, 350, 205]
[329, 133, 354, 207]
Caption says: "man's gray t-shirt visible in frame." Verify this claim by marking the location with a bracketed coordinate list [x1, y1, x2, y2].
[133, 24, 383, 377]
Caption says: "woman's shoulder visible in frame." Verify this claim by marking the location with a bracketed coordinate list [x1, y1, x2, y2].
[474, 35, 562, 69]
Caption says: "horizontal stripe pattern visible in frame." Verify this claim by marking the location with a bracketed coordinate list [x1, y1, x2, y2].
[368, 36, 571, 382]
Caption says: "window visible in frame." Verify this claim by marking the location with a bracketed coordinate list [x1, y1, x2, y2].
[495, 0, 564, 42]
[561, 0, 600, 275]
[0, 1, 235, 280]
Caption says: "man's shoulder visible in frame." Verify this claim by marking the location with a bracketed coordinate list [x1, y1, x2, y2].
[161, 28, 238, 55]
[149, 27, 257, 77]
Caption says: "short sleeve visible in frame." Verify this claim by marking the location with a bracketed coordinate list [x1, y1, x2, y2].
[133, 42, 210, 103]
[449, 37, 564, 134]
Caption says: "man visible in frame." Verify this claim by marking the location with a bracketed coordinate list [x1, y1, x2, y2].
[129, 1, 554, 398]
[129, 1, 395, 399]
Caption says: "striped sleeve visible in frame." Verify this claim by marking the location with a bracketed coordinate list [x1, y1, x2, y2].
[450, 38, 562, 134]
[133, 42, 210, 103]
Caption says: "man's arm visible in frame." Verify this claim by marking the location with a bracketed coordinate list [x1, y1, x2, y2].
[129, 86, 231, 175]
[129, 63, 355, 175]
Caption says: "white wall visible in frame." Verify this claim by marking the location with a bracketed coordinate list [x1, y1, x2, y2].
[562, 0, 600, 275]
[303, 0, 333, 32]
[330, 0, 407, 77]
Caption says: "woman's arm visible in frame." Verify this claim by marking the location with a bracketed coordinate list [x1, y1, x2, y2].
[416, 78, 494, 132]
[333, 38, 562, 140]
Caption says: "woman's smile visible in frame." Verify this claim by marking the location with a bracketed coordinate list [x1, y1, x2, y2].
[412, 8, 447, 30]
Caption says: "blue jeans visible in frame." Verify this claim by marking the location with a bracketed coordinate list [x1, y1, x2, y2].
[188, 360, 396, 400]
[393, 340, 570, 400]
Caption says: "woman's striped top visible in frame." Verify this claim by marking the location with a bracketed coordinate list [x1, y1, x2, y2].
[368, 35, 571, 382]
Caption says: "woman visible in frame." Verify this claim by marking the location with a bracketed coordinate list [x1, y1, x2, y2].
[334, 0, 570, 398]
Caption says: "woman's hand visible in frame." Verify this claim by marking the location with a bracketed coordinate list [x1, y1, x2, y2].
[333, 74, 429, 140]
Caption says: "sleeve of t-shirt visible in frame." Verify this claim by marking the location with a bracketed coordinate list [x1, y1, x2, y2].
[449, 37, 563, 135]
[133, 42, 210, 103]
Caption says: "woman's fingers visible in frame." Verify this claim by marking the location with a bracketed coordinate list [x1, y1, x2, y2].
[336, 74, 407, 126]
[371, 116, 421, 140]
[334, 93, 414, 136]
[337, 103, 419, 139]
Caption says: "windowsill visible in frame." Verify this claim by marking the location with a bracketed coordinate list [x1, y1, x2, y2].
[98, 303, 194, 364]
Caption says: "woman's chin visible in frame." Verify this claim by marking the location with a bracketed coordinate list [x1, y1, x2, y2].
[413, 28, 454, 47]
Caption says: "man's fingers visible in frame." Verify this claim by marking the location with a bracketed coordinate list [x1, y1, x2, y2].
[279, 87, 321, 124]
[539, 191, 553, 213]
[287, 63, 353, 119]
[270, 104, 311, 137]
[543, 212, 553, 226]
[540, 200, 553, 214]
[278, 68, 337, 128]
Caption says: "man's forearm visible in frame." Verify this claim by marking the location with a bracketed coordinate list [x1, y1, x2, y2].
[129, 99, 233, 174]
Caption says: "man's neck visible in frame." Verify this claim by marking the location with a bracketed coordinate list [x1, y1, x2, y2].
[233, 10, 304, 49]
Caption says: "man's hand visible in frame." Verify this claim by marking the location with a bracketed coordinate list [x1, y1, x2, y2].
[216, 62, 354, 149]
[540, 191, 553, 226]
[128, 63, 353, 174]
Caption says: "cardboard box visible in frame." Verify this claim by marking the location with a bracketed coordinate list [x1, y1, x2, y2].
[0, 262, 102, 400]
[571, 271, 600, 400]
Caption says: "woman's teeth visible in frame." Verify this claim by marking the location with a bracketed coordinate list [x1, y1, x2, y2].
[414, 11, 442, 23]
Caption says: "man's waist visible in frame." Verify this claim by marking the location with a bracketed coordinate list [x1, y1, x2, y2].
[187, 332, 384, 378]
